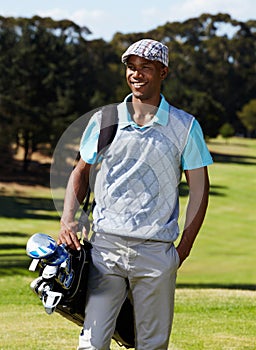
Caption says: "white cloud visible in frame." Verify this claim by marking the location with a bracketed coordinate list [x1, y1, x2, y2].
[1, 0, 254, 41]
[35, 7, 109, 38]
[71, 9, 105, 24]
[36, 8, 68, 19]
[141, 0, 256, 27]
[38, 7, 105, 23]
[69, 9, 107, 36]
[167, 0, 256, 22]
[141, 7, 167, 26]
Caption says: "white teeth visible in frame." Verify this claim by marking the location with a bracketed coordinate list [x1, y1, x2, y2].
[133, 83, 145, 88]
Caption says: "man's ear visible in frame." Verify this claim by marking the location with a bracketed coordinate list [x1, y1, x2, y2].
[160, 67, 169, 80]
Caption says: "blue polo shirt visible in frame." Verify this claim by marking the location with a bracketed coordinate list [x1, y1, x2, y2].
[80, 94, 213, 241]
[80, 94, 213, 170]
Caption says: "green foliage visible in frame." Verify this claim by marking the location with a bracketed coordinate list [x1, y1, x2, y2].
[112, 13, 256, 137]
[219, 122, 235, 139]
[237, 99, 256, 136]
[0, 13, 256, 169]
[0, 16, 120, 169]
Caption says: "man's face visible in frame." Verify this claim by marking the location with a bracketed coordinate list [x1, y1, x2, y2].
[126, 55, 168, 102]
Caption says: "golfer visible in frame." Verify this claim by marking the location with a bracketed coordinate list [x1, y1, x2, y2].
[58, 38, 213, 350]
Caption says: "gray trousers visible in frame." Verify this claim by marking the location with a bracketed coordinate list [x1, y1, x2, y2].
[77, 233, 180, 350]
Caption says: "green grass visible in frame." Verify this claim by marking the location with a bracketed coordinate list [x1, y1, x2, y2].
[171, 288, 256, 350]
[177, 137, 256, 287]
[0, 186, 60, 276]
[0, 137, 256, 349]
[0, 282, 255, 349]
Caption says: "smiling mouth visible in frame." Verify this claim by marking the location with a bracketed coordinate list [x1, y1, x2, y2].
[131, 82, 146, 89]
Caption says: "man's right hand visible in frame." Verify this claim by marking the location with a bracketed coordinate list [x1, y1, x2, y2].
[58, 220, 81, 251]
[57, 159, 91, 251]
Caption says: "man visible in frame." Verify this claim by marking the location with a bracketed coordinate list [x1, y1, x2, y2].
[58, 39, 213, 350]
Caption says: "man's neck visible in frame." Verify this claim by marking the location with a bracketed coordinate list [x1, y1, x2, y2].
[131, 95, 161, 126]
[132, 94, 161, 107]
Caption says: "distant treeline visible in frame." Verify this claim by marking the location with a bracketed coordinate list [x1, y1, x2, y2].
[0, 13, 255, 168]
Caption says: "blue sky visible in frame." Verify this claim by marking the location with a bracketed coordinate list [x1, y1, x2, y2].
[1, 0, 255, 41]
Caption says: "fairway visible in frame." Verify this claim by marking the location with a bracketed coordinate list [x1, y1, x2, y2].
[0, 280, 255, 350]
[0, 137, 255, 349]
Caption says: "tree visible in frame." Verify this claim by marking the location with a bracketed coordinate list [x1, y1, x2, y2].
[237, 99, 256, 137]
[1, 13, 256, 172]
[0, 16, 92, 170]
[219, 123, 235, 142]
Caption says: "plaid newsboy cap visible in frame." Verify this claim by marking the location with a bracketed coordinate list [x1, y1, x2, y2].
[121, 39, 169, 67]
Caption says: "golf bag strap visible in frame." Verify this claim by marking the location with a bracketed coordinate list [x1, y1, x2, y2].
[97, 104, 118, 153]
[82, 104, 118, 214]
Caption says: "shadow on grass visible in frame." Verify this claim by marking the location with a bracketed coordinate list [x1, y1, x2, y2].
[211, 152, 256, 165]
[0, 196, 61, 220]
[0, 243, 25, 250]
[177, 283, 256, 291]
[0, 236, 30, 276]
[179, 182, 227, 197]
[0, 231, 31, 238]
[0, 159, 51, 187]
[0, 255, 31, 276]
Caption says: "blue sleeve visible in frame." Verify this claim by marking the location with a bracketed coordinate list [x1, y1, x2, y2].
[181, 119, 213, 170]
[79, 116, 100, 164]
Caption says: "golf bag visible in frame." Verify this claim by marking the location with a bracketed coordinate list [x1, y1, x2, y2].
[27, 233, 135, 348]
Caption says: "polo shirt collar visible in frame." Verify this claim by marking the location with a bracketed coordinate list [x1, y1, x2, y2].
[117, 93, 169, 129]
